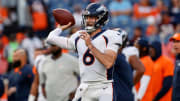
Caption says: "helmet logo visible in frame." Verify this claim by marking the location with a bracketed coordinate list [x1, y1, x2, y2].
[96, 5, 106, 12]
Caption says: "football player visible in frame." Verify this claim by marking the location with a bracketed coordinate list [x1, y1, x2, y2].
[46, 3, 123, 101]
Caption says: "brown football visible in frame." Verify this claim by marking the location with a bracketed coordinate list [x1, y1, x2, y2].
[52, 8, 75, 26]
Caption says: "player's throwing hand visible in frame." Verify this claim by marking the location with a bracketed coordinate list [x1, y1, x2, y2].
[57, 22, 72, 31]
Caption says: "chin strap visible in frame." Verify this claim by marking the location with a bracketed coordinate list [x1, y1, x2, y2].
[85, 26, 96, 33]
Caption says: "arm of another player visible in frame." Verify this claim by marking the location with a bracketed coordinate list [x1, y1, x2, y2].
[46, 23, 75, 50]
[80, 31, 118, 69]
[129, 55, 145, 85]
[28, 66, 39, 101]
[137, 75, 151, 101]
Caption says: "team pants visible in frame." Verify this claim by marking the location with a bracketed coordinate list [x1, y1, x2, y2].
[73, 82, 113, 101]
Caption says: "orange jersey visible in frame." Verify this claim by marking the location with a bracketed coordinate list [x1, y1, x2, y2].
[136, 56, 154, 101]
[152, 55, 174, 101]
[133, 4, 159, 19]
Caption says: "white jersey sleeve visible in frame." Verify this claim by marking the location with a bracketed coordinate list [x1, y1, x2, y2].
[105, 30, 123, 53]
[122, 46, 139, 62]
[46, 28, 80, 50]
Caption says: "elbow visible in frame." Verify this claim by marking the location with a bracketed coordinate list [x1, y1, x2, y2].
[46, 35, 54, 44]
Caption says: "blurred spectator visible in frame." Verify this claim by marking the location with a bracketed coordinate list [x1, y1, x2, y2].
[20, 29, 43, 65]
[40, 45, 79, 101]
[17, 0, 32, 29]
[0, 76, 8, 101]
[16, 32, 25, 44]
[28, 0, 49, 38]
[169, 33, 180, 101]
[148, 26, 160, 43]
[162, 41, 175, 63]
[72, 0, 89, 9]
[155, 0, 168, 24]
[28, 48, 50, 101]
[159, 12, 174, 42]
[156, 0, 168, 14]
[0, 36, 8, 75]
[109, 0, 132, 28]
[7, 49, 34, 101]
[73, 4, 82, 27]
[4, 34, 19, 72]
[133, 0, 160, 31]
[130, 26, 143, 45]
[134, 38, 154, 101]
[0, 1, 8, 34]
[1, 0, 16, 8]
[149, 41, 174, 101]
[133, 0, 158, 20]
[169, 0, 180, 24]
[146, 16, 160, 43]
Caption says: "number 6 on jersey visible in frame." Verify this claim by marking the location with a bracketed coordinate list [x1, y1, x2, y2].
[83, 49, 95, 66]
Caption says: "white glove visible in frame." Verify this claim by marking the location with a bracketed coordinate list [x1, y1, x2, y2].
[72, 83, 88, 101]
[28, 94, 35, 101]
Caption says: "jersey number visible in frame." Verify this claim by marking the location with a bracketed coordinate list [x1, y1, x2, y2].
[83, 49, 95, 66]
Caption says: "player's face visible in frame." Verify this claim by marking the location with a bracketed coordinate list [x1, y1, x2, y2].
[172, 40, 180, 54]
[85, 16, 97, 27]
[49, 45, 62, 55]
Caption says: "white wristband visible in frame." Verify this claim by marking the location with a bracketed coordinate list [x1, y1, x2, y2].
[28, 94, 35, 101]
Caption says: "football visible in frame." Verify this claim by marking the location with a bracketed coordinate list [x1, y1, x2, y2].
[52, 8, 75, 26]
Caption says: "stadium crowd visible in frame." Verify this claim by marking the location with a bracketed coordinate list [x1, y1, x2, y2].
[0, 0, 180, 101]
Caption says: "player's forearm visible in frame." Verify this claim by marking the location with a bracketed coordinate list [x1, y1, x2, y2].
[30, 73, 39, 97]
[88, 44, 116, 69]
[133, 71, 144, 85]
[129, 56, 145, 84]
[46, 28, 74, 49]
[42, 84, 47, 98]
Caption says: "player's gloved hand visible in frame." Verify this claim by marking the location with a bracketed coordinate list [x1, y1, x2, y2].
[57, 22, 72, 31]
[72, 83, 88, 101]
[79, 31, 93, 49]
[28, 94, 35, 101]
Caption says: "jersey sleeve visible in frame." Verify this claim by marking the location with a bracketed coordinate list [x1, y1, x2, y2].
[46, 28, 80, 50]
[122, 47, 139, 62]
[106, 30, 123, 53]
[68, 31, 81, 50]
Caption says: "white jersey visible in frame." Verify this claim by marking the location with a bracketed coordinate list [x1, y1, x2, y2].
[122, 46, 139, 63]
[47, 28, 123, 82]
